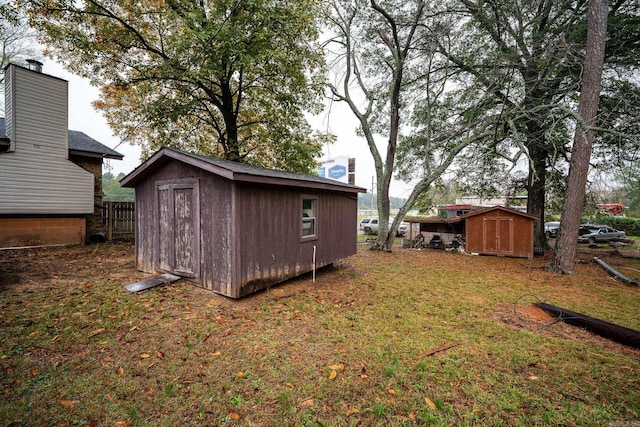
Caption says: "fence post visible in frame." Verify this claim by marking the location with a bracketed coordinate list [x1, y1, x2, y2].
[107, 202, 114, 241]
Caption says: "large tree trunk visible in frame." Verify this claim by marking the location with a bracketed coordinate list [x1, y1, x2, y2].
[525, 118, 549, 250]
[551, 0, 608, 274]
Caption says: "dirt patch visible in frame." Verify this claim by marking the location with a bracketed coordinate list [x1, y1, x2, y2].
[493, 302, 640, 360]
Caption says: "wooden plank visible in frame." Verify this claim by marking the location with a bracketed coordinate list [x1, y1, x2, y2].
[124, 273, 181, 293]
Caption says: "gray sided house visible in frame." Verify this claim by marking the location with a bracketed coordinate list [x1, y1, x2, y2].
[120, 147, 366, 298]
[0, 63, 123, 248]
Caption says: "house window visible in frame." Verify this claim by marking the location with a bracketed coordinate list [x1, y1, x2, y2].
[301, 197, 317, 239]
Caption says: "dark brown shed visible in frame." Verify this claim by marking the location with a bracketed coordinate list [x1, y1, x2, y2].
[120, 147, 366, 298]
[461, 206, 538, 259]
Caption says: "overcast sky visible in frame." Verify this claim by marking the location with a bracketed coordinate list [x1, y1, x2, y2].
[42, 60, 416, 198]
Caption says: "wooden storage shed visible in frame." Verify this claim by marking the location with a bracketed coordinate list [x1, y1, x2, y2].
[406, 206, 537, 259]
[120, 147, 366, 298]
[461, 206, 537, 259]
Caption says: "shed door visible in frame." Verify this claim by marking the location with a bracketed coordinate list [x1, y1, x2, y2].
[157, 181, 199, 278]
[483, 217, 513, 254]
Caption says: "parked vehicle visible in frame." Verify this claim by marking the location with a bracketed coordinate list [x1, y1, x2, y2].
[544, 221, 560, 238]
[360, 217, 408, 236]
[577, 226, 626, 244]
[359, 217, 375, 232]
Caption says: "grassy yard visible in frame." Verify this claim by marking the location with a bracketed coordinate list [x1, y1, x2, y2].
[1, 241, 639, 426]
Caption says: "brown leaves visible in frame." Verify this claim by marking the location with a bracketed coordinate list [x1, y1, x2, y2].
[327, 362, 344, 380]
[425, 397, 437, 410]
[297, 398, 314, 410]
[88, 328, 105, 337]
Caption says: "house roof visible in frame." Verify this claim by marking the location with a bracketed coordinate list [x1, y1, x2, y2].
[0, 117, 123, 160]
[67, 130, 123, 160]
[120, 147, 367, 193]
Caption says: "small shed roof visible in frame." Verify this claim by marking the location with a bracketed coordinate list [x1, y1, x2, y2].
[458, 205, 538, 221]
[120, 147, 367, 193]
[405, 206, 538, 227]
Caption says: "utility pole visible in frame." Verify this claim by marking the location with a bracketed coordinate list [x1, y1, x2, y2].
[370, 176, 374, 214]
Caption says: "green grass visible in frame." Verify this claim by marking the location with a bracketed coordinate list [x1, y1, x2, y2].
[0, 242, 639, 426]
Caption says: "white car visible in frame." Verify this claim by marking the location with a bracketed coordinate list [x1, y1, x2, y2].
[360, 217, 408, 236]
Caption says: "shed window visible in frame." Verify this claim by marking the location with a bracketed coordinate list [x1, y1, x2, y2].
[301, 197, 317, 239]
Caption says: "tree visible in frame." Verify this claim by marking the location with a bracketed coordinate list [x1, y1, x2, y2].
[328, 0, 499, 250]
[103, 172, 135, 202]
[552, 0, 609, 274]
[0, 3, 39, 113]
[22, 0, 328, 172]
[436, 0, 640, 249]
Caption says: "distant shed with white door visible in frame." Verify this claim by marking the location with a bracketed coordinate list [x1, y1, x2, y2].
[120, 147, 365, 298]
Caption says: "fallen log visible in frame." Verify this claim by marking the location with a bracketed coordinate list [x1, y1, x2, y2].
[535, 302, 640, 349]
[593, 257, 639, 286]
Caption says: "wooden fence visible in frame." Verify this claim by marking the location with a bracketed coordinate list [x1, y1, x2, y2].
[102, 201, 135, 240]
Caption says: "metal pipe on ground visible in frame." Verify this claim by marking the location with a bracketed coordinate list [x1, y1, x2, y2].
[593, 257, 639, 286]
[535, 302, 640, 349]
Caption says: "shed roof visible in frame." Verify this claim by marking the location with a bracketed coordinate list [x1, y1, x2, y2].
[406, 206, 538, 226]
[458, 205, 538, 221]
[120, 147, 367, 193]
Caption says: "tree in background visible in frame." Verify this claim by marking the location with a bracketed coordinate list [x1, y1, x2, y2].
[103, 172, 135, 202]
[552, 0, 609, 274]
[0, 3, 39, 113]
[328, 0, 498, 251]
[437, 0, 640, 248]
[22, 0, 328, 173]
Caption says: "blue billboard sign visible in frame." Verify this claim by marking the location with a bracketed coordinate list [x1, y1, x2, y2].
[328, 165, 347, 179]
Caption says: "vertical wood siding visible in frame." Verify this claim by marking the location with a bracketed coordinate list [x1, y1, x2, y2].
[132, 159, 359, 298]
[235, 184, 357, 298]
[465, 210, 534, 259]
[0, 66, 93, 214]
[134, 161, 232, 293]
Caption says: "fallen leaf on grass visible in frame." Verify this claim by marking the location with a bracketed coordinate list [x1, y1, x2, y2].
[360, 374, 368, 380]
[28, 331, 39, 338]
[58, 399, 78, 408]
[157, 351, 164, 359]
[328, 363, 344, 371]
[297, 398, 313, 409]
[285, 382, 294, 389]
[388, 388, 396, 396]
[228, 412, 240, 420]
[88, 328, 105, 337]
[139, 353, 151, 359]
[328, 370, 337, 380]
[115, 421, 127, 427]
[425, 397, 437, 410]
[211, 351, 222, 356]
[526, 375, 539, 381]
[237, 371, 244, 378]
[346, 408, 360, 416]
[116, 367, 124, 376]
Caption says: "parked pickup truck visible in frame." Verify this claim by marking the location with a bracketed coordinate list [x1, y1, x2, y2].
[359, 217, 408, 236]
